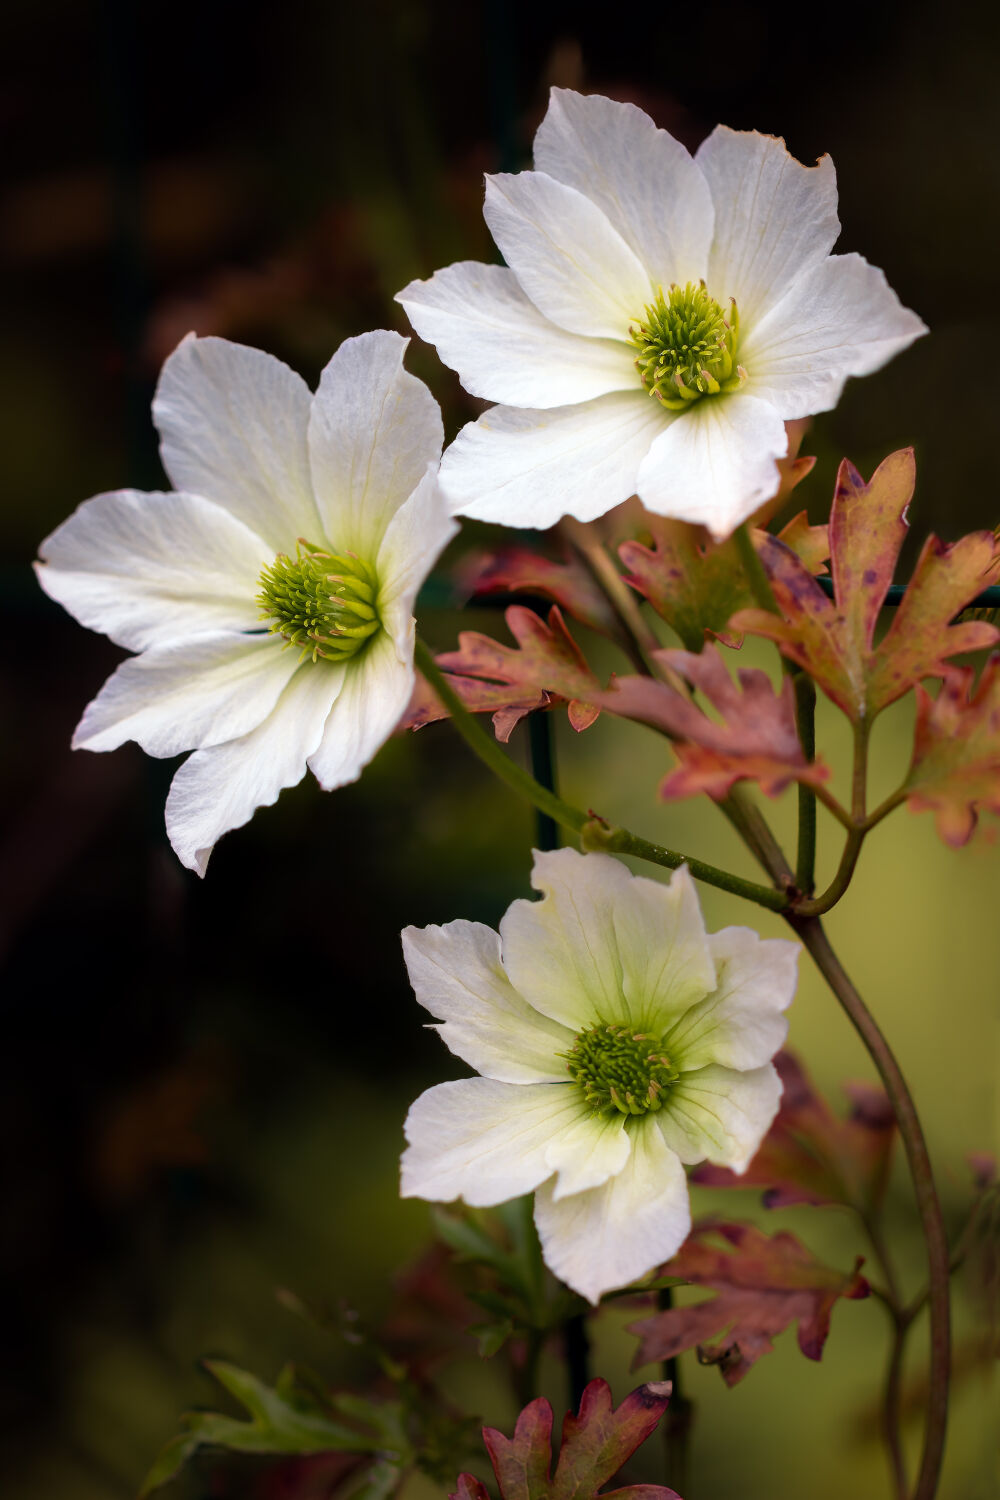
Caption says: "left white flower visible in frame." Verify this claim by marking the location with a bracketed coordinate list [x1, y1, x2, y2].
[36, 329, 456, 875]
[400, 848, 799, 1303]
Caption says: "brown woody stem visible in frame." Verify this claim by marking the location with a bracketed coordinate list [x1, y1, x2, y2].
[786, 916, 951, 1500]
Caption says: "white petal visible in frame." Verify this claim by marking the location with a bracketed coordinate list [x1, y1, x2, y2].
[401, 919, 574, 1084]
[164, 662, 342, 875]
[484, 171, 651, 339]
[664, 929, 799, 1072]
[376, 464, 457, 659]
[396, 261, 637, 407]
[154, 335, 321, 551]
[696, 127, 840, 326]
[306, 629, 412, 791]
[534, 1116, 690, 1303]
[611, 865, 716, 1031]
[400, 1079, 587, 1206]
[440, 391, 669, 528]
[544, 1110, 631, 1199]
[307, 330, 443, 560]
[35, 490, 269, 651]
[533, 89, 714, 286]
[73, 632, 298, 757]
[741, 252, 928, 419]
[499, 848, 633, 1031]
[656, 1063, 782, 1170]
[636, 394, 788, 540]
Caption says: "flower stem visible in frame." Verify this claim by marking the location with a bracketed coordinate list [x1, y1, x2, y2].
[415, 640, 789, 912]
[657, 1285, 693, 1495]
[564, 1312, 591, 1411]
[559, 517, 662, 671]
[786, 915, 951, 1500]
[733, 521, 780, 614]
[793, 671, 818, 893]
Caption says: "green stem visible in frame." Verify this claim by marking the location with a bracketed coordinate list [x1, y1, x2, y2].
[863, 786, 909, 832]
[733, 521, 779, 614]
[415, 640, 788, 913]
[794, 672, 818, 893]
[787, 916, 951, 1500]
[657, 1285, 693, 1494]
[559, 517, 662, 670]
[793, 827, 865, 917]
[582, 820, 789, 911]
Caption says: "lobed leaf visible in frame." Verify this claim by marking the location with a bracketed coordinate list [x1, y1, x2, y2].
[454, 1379, 680, 1500]
[407, 606, 602, 742]
[599, 643, 830, 800]
[902, 656, 1000, 845]
[628, 1221, 868, 1386]
[693, 1051, 896, 1214]
[462, 543, 622, 639]
[732, 450, 999, 722]
[139, 1361, 407, 1496]
[620, 509, 826, 653]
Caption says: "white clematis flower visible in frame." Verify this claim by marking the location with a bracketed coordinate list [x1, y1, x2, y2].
[397, 88, 926, 539]
[36, 330, 455, 875]
[400, 848, 799, 1303]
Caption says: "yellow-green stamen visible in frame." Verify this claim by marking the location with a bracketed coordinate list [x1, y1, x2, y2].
[565, 1023, 679, 1116]
[257, 540, 380, 664]
[629, 280, 745, 411]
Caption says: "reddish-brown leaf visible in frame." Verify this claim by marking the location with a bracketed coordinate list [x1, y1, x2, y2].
[421, 606, 602, 739]
[620, 510, 827, 653]
[902, 656, 1000, 845]
[732, 450, 999, 721]
[462, 1380, 680, 1500]
[450, 1477, 490, 1500]
[399, 668, 545, 744]
[598, 644, 830, 800]
[693, 1051, 895, 1214]
[628, 1222, 869, 1386]
[461, 544, 622, 640]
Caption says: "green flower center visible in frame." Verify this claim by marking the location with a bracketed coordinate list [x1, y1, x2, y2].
[565, 1023, 679, 1116]
[256, 540, 380, 663]
[629, 281, 745, 411]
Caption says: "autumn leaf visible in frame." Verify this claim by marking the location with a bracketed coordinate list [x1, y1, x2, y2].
[409, 606, 602, 742]
[451, 1379, 680, 1500]
[628, 1221, 869, 1387]
[693, 1051, 896, 1215]
[461, 543, 622, 640]
[901, 657, 1000, 846]
[599, 644, 830, 800]
[400, 669, 546, 744]
[620, 509, 827, 653]
[731, 450, 999, 722]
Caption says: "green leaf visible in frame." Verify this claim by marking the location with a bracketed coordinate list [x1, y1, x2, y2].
[138, 1361, 403, 1495]
[470, 1318, 515, 1357]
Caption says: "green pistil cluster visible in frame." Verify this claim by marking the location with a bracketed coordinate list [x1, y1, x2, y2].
[257, 540, 380, 663]
[565, 1023, 678, 1117]
[630, 280, 745, 411]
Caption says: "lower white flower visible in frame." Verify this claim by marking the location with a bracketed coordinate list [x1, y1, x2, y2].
[400, 848, 799, 1303]
[35, 329, 455, 875]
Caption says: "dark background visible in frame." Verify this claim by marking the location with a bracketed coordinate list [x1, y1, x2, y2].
[1, 2, 997, 1496]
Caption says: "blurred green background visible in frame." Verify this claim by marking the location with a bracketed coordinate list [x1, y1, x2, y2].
[1, 0, 997, 1496]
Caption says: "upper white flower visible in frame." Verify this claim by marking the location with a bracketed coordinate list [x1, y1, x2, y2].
[36, 330, 455, 875]
[397, 89, 926, 539]
[400, 849, 799, 1303]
